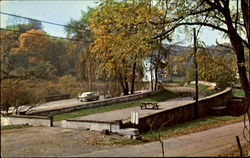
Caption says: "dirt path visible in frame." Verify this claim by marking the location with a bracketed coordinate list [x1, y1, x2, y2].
[2, 121, 246, 157]
[1, 126, 126, 157]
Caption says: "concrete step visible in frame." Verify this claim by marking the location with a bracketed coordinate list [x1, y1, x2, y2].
[118, 128, 139, 136]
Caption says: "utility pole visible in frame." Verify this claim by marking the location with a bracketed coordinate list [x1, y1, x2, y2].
[193, 28, 198, 118]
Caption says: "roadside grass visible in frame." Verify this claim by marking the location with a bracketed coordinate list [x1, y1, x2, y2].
[185, 84, 218, 96]
[110, 115, 245, 145]
[53, 89, 179, 121]
[1, 124, 32, 130]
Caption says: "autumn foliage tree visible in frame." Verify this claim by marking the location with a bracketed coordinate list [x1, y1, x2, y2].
[15, 29, 52, 63]
[152, 0, 250, 152]
[88, 0, 164, 95]
[0, 29, 51, 114]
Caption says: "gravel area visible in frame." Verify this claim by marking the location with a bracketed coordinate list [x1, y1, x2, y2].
[1, 126, 127, 157]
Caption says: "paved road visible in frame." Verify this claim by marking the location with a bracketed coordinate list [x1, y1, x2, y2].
[71, 122, 248, 157]
[34, 90, 152, 110]
[7, 90, 150, 114]
[76, 97, 194, 122]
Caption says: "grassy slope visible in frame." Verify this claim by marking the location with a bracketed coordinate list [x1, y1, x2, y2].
[185, 84, 218, 96]
[108, 115, 245, 145]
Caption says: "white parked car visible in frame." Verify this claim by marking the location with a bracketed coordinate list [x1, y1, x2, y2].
[77, 92, 99, 101]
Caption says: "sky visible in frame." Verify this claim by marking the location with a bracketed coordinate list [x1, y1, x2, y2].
[0, 0, 229, 46]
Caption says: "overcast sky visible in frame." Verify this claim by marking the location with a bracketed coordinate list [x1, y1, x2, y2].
[0, 0, 229, 46]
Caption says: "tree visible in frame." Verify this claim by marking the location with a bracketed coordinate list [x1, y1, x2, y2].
[0, 28, 54, 114]
[47, 39, 73, 77]
[88, 0, 163, 94]
[15, 29, 52, 63]
[58, 74, 77, 95]
[185, 45, 238, 89]
[1, 79, 45, 115]
[6, 18, 43, 32]
[153, 0, 249, 153]
[66, 9, 97, 91]
[198, 46, 237, 89]
[150, 44, 171, 90]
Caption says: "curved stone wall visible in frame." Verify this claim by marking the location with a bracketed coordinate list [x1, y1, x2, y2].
[122, 87, 232, 133]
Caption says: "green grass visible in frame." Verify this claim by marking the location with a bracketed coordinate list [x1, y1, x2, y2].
[185, 83, 209, 91]
[1, 124, 32, 130]
[185, 84, 218, 96]
[232, 88, 245, 97]
[53, 89, 179, 121]
[111, 115, 244, 145]
[142, 115, 240, 140]
[171, 77, 185, 83]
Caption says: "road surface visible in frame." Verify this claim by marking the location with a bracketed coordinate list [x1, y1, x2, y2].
[71, 122, 248, 157]
[75, 97, 195, 122]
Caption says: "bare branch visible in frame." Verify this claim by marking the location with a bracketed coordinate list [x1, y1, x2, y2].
[153, 22, 228, 39]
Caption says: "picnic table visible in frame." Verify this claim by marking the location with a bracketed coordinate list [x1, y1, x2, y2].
[140, 102, 159, 109]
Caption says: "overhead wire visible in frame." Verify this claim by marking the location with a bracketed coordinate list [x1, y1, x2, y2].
[0, 11, 84, 31]
[0, 28, 82, 42]
[0, 11, 86, 42]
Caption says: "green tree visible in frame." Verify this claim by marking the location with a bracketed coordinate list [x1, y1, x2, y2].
[185, 46, 237, 89]
[154, 0, 249, 98]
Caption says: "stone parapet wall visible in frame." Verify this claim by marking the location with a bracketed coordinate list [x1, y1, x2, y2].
[29, 89, 163, 116]
[1, 115, 52, 127]
[45, 94, 70, 102]
[61, 119, 121, 133]
[122, 87, 232, 133]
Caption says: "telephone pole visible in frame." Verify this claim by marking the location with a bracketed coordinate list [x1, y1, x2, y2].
[193, 28, 198, 118]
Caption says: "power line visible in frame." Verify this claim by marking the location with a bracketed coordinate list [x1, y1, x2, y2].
[0, 11, 85, 31]
[0, 28, 82, 42]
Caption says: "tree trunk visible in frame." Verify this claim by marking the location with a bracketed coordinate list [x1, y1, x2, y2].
[130, 62, 137, 94]
[223, 6, 250, 155]
[154, 64, 158, 90]
[150, 61, 154, 91]
[124, 75, 129, 95]
[224, 9, 249, 97]
[120, 74, 129, 95]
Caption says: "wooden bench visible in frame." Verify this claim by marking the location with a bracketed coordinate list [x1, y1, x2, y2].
[140, 102, 159, 109]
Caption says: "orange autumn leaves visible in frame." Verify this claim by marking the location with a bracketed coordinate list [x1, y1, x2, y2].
[14, 29, 51, 63]
[88, 0, 164, 78]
